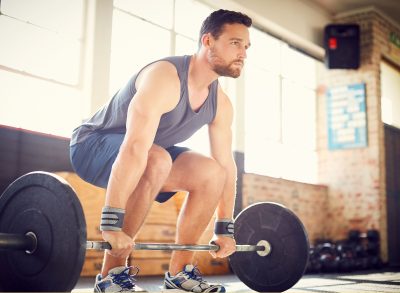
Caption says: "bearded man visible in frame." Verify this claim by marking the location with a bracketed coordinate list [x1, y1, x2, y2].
[70, 9, 252, 292]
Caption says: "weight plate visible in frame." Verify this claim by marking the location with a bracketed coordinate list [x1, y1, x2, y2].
[0, 172, 87, 292]
[229, 202, 309, 292]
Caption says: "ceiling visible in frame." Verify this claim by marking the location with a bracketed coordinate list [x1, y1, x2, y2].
[307, 0, 400, 26]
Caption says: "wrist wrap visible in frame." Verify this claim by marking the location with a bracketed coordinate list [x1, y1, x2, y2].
[214, 219, 234, 238]
[100, 206, 125, 232]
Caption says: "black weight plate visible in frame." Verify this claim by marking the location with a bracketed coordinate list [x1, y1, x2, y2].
[229, 202, 309, 292]
[0, 171, 87, 292]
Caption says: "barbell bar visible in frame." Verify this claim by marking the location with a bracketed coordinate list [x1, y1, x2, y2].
[0, 232, 37, 253]
[0, 232, 269, 254]
[0, 171, 309, 292]
[86, 241, 270, 253]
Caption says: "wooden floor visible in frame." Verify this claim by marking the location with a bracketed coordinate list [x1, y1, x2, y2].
[73, 269, 400, 292]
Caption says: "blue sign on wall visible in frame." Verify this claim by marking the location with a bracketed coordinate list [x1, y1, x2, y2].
[327, 83, 368, 150]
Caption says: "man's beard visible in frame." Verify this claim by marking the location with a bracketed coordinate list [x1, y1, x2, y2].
[209, 49, 243, 78]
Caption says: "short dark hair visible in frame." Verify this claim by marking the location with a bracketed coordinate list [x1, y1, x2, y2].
[199, 9, 252, 48]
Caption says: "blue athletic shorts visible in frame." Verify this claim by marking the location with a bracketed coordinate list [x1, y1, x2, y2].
[70, 133, 190, 203]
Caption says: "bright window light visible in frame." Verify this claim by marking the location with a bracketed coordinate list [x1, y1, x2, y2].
[0, 0, 83, 137]
[244, 28, 318, 184]
[247, 27, 281, 73]
[1, 0, 84, 37]
[109, 9, 171, 95]
[282, 79, 316, 149]
[0, 70, 82, 137]
[380, 61, 400, 128]
[244, 66, 281, 142]
[114, 0, 174, 29]
[175, 0, 212, 39]
[175, 34, 198, 56]
[282, 44, 316, 88]
[0, 16, 81, 85]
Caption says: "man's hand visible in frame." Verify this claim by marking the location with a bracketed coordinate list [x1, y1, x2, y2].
[102, 231, 134, 258]
[209, 236, 236, 258]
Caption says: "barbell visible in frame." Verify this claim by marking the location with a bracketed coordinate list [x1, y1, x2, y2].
[0, 171, 309, 292]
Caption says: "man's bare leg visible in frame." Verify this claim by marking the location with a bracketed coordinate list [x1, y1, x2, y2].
[162, 152, 227, 275]
[101, 145, 172, 277]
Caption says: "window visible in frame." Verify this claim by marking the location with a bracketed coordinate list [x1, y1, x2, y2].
[0, 0, 84, 136]
[174, 0, 212, 39]
[381, 61, 400, 128]
[175, 35, 197, 56]
[114, 0, 173, 29]
[109, 7, 172, 94]
[244, 27, 318, 184]
[0, 0, 319, 183]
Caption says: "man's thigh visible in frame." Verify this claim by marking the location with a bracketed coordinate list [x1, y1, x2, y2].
[160, 151, 220, 193]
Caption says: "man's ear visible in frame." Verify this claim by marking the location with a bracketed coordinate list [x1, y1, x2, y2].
[201, 33, 213, 48]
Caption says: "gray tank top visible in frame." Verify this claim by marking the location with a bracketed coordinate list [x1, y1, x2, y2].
[70, 55, 219, 148]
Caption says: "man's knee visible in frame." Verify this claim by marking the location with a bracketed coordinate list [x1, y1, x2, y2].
[144, 146, 173, 181]
[196, 158, 227, 190]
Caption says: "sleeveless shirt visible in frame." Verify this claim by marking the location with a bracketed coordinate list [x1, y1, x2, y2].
[70, 55, 219, 149]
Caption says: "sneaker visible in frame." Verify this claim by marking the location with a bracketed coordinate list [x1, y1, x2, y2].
[164, 264, 225, 292]
[94, 266, 138, 292]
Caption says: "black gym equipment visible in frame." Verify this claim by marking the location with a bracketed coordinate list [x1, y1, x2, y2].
[0, 172, 86, 292]
[317, 243, 339, 272]
[336, 241, 356, 272]
[0, 171, 309, 292]
[307, 228, 383, 274]
[229, 202, 309, 292]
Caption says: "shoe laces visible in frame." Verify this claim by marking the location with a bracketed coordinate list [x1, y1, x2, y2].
[110, 266, 139, 290]
[184, 265, 204, 282]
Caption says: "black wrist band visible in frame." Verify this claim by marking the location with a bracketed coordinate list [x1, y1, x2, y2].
[214, 219, 234, 238]
[100, 206, 125, 232]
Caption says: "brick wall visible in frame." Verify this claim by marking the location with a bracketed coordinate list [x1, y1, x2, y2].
[317, 10, 400, 262]
[242, 173, 329, 244]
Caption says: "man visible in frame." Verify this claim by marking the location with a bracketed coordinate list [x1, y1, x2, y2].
[70, 9, 252, 293]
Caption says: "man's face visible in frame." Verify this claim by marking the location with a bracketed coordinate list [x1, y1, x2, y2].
[207, 23, 251, 78]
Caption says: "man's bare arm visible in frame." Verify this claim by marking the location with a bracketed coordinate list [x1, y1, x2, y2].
[208, 86, 237, 220]
[105, 62, 180, 209]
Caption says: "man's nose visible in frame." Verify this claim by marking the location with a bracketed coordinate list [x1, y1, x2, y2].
[239, 48, 247, 59]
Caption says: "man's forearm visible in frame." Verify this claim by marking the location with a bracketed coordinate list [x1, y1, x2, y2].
[216, 162, 237, 220]
[105, 145, 148, 209]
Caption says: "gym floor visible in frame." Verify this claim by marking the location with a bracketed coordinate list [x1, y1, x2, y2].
[73, 269, 400, 292]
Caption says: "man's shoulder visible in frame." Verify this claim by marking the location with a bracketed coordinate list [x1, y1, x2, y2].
[136, 60, 180, 87]
[147, 60, 179, 75]
[152, 55, 188, 72]
[216, 83, 230, 103]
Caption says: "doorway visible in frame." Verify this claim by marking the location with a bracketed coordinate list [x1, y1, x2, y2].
[381, 60, 400, 266]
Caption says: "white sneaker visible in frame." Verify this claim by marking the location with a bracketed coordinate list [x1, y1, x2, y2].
[164, 265, 225, 292]
[94, 266, 138, 292]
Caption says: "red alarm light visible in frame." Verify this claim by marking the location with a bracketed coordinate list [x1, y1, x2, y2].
[329, 37, 337, 49]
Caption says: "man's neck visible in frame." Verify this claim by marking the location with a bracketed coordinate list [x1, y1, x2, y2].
[188, 53, 219, 91]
